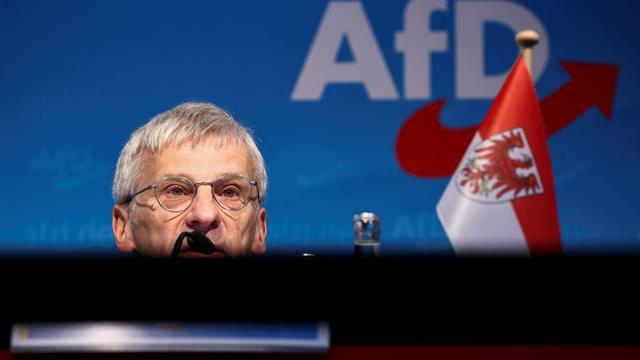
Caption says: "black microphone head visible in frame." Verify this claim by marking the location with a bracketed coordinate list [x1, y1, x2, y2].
[186, 231, 216, 255]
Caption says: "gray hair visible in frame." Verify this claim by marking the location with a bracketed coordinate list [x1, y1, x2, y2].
[112, 102, 267, 211]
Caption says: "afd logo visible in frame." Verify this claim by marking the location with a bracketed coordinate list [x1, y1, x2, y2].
[291, 0, 618, 179]
[29, 147, 108, 191]
[291, 0, 549, 101]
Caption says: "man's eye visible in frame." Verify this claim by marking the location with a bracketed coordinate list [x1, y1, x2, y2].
[221, 187, 240, 198]
[167, 185, 188, 196]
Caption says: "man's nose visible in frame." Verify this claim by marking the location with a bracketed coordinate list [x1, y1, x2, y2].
[184, 185, 221, 231]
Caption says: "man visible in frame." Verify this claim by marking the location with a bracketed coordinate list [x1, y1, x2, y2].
[111, 102, 267, 258]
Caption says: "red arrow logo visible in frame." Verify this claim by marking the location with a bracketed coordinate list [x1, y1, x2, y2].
[396, 61, 619, 178]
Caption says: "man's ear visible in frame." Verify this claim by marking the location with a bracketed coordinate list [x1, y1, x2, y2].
[251, 208, 267, 255]
[112, 204, 136, 253]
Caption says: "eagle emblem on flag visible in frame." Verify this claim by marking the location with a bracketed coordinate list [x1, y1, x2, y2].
[455, 127, 544, 203]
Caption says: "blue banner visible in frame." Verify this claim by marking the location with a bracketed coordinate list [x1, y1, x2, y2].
[1, 0, 638, 255]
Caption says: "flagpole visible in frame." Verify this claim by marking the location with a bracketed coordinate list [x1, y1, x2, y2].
[515, 30, 540, 74]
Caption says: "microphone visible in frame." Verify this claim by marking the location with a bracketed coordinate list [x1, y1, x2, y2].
[186, 231, 216, 255]
[171, 231, 216, 258]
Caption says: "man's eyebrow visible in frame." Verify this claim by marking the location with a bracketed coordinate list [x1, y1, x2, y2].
[215, 172, 245, 178]
[160, 172, 247, 180]
[153, 173, 193, 181]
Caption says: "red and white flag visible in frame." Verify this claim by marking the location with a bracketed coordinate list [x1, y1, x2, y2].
[436, 57, 561, 256]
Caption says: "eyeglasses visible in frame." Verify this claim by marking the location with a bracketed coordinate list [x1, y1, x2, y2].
[124, 174, 260, 212]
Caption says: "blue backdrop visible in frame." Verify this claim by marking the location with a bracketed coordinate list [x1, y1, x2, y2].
[1, 0, 639, 256]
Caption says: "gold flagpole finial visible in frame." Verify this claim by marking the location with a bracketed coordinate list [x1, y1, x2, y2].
[516, 30, 540, 74]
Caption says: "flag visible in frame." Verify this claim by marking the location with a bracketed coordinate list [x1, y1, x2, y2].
[436, 56, 561, 256]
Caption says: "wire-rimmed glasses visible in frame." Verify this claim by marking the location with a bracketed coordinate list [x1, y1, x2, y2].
[123, 174, 260, 212]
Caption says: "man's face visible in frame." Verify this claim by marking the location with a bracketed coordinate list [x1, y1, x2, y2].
[112, 135, 267, 258]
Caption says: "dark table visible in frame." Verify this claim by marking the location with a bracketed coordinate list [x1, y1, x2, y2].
[1, 256, 639, 358]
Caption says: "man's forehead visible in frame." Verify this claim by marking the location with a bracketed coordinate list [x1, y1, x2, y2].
[140, 137, 252, 182]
